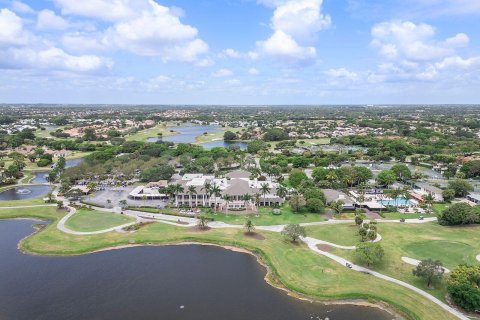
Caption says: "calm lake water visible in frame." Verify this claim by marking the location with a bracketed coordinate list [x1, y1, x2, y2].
[65, 158, 84, 168]
[31, 171, 49, 184]
[0, 185, 51, 201]
[0, 220, 394, 320]
[147, 125, 219, 144]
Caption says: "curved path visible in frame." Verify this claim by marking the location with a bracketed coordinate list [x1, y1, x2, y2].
[53, 203, 466, 320]
[57, 205, 140, 236]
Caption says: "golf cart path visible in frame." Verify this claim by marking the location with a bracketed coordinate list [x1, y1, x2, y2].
[55, 205, 466, 320]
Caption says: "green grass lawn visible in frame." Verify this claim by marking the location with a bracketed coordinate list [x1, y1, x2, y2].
[193, 127, 239, 144]
[0, 197, 49, 207]
[204, 204, 327, 225]
[0, 203, 463, 319]
[308, 221, 480, 303]
[306, 223, 361, 246]
[126, 123, 176, 141]
[380, 211, 429, 220]
[65, 208, 135, 232]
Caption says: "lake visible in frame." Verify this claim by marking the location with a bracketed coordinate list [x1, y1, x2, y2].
[0, 220, 393, 320]
[148, 125, 219, 144]
[31, 171, 49, 184]
[0, 185, 51, 201]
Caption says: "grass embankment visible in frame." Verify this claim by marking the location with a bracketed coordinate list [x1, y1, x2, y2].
[193, 127, 239, 145]
[126, 123, 176, 142]
[0, 200, 463, 320]
[65, 208, 135, 232]
[0, 197, 49, 207]
[133, 204, 327, 226]
[307, 220, 480, 303]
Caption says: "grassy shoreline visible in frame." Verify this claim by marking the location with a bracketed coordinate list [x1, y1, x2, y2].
[0, 202, 462, 320]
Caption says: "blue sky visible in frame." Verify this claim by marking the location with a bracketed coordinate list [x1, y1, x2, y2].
[0, 0, 479, 104]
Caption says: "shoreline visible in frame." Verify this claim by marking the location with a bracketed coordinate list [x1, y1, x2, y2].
[43, 238, 404, 319]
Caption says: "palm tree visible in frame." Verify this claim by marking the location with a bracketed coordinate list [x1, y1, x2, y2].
[423, 193, 435, 209]
[222, 194, 231, 214]
[260, 183, 271, 207]
[244, 219, 255, 234]
[202, 182, 212, 207]
[171, 184, 184, 207]
[242, 193, 252, 210]
[164, 185, 176, 204]
[86, 182, 97, 194]
[211, 184, 221, 211]
[276, 185, 288, 199]
[254, 193, 261, 207]
[188, 185, 197, 208]
[326, 170, 338, 185]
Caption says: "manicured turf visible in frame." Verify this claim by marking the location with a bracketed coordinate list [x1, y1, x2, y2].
[306, 223, 361, 246]
[65, 208, 135, 232]
[312, 221, 480, 302]
[126, 123, 176, 141]
[380, 211, 429, 220]
[0, 197, 49, 207]
[205, 205, 326, 225]
[0, 200, 466, 320]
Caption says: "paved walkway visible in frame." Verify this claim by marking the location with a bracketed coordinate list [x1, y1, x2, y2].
[49, 198, 466, 320]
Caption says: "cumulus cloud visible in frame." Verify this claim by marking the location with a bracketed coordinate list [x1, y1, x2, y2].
[248, 68, 260, 75]
[369, 20, 480, 82]
[325, 68, 359, 81]
[53, 0, 209, 63]
[53, 0, 139, 22]
[255, 0, 330, 63]
[0, 8, 30, 46]
[37, 10, 69, 30]
[0, 9, 111, 74]
[212, 68, 233, 77]
[11, 1, 34, 14]
[257, 30, 316, 60]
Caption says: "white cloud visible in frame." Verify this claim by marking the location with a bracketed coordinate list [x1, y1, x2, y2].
[0, 10, 111, 74]
[212, 68, 233, 77]
[271, 0, 330, 43]
[248, 68, 260, 75]
[257, 30, 316, 60]
[369, 20, 480, 83]
[56, 0, 209, 62]
[255, 0, 329, 63]
[53, 0, 139, 22]
[219, 48, 242, 59]
[1, 47, 112, 73]
[371, 21, 455, 61]
[0, 8, 29, 46]
[37, 10, 69, 30]
[435, 56, 480, 70]
[11, 1, 34, 14]
[325, 68, 358, 81]
[62, 32, 106, 53]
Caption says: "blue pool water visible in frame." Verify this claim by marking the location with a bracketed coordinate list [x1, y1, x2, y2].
[381, 198, 413, 206]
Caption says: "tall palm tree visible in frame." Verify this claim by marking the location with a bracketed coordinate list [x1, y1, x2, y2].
[188, 185, 197, 209]
[202, 182, 212, 207]
[260, 183, 271, 207]
[326, 170, 338, 185]
[423, 193, 435, 209]
[242, 193, 252, 210]
[222, 194, 231, 214]
[172, 184, 184, 207]
[276, 185, 288, 200]
[254, 193, 261, 207]
[211, 184, 221, 211]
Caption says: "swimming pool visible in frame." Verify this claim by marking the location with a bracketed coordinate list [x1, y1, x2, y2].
[381, 198, 413, 206]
